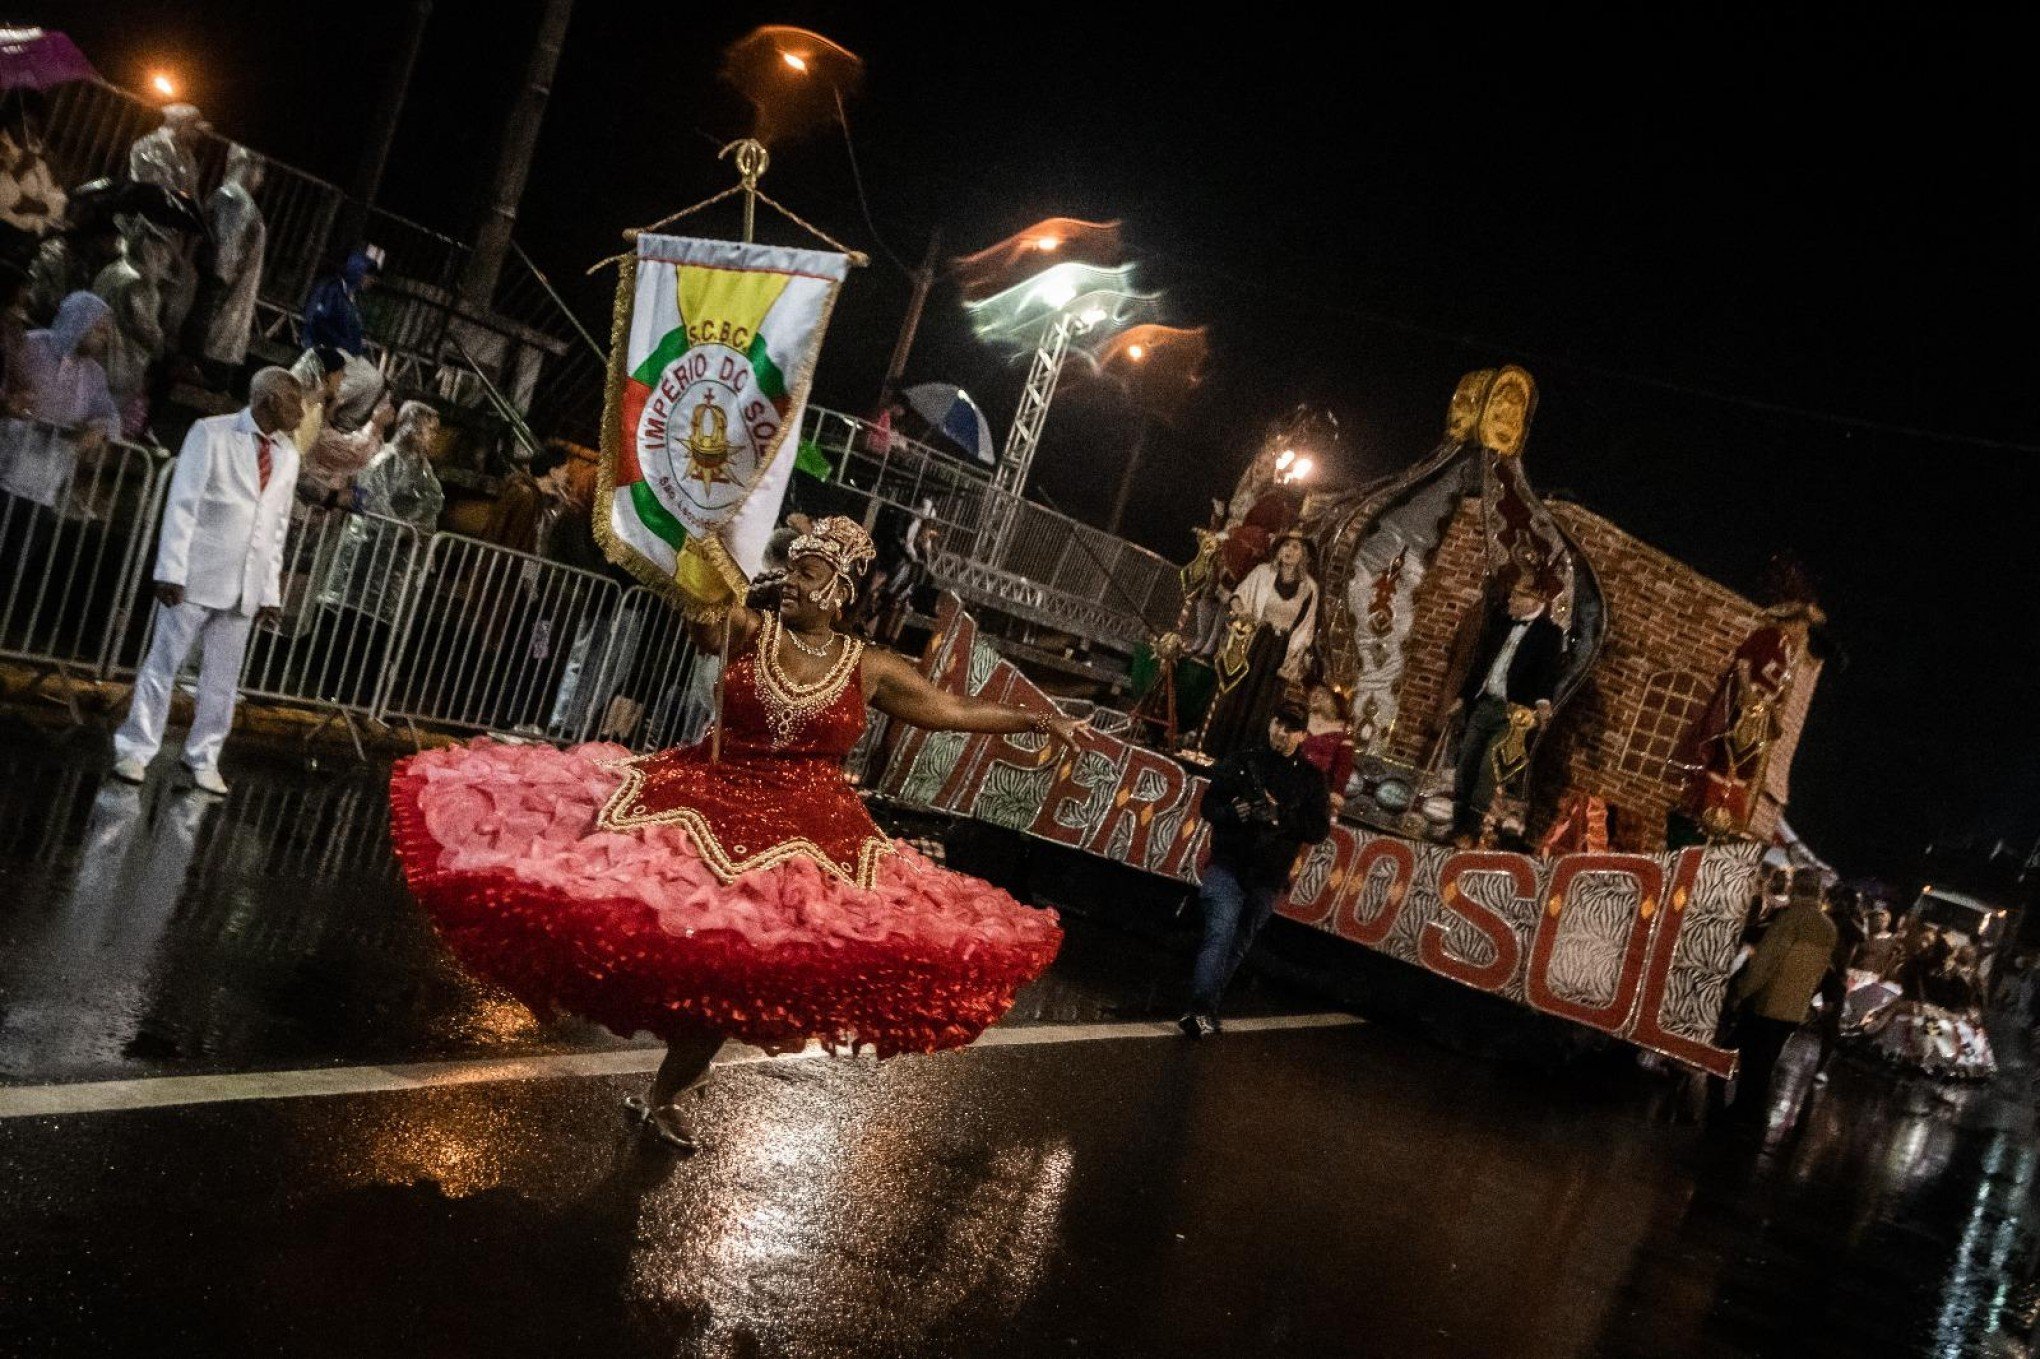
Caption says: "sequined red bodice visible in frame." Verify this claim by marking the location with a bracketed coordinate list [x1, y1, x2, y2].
[598, 623, 892, 886]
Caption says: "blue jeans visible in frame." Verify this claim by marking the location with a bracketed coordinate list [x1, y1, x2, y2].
[1190, 860, 1281, 1015]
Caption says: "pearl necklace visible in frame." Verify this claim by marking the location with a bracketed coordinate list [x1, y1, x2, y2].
[757, 613, 863, 747]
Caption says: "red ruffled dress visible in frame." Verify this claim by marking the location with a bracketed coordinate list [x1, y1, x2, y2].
[390, 617, 1063, 1055]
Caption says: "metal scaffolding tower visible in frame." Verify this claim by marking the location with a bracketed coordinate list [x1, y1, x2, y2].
[995, 309, 1083, 501]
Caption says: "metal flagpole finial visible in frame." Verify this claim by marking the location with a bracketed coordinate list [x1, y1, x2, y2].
[721, 139, 771, 242]
[722, 138, 771, 186]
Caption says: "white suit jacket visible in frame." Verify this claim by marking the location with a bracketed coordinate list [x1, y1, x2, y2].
[154, 409, 300, 615]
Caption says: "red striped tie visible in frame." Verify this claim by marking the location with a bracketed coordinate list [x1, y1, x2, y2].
[256, 434, 272, 490]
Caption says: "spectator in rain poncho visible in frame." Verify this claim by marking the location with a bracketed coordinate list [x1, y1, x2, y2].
[301, 248, 379, 357]
[290, 344, 346, 453]
[314, 399, 437, 629]
[124, 103, 207, 350]
[0, 291, 120, 508]
[296, 363, 391, 506]
[354, 400, 444, 530]
[26, 215, 123, 326]
[289, 345, 384, 491]
[90, 223, 169, 437]
[200, 145, 266, 370]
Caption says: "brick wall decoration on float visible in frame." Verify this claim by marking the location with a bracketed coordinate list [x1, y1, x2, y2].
[878, 593, 1761, 1076]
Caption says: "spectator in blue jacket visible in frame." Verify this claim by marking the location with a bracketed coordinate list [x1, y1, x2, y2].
[300, 248, 380, 356]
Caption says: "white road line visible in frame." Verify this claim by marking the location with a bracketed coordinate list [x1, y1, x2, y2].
[0, 1012, 1362, 1121]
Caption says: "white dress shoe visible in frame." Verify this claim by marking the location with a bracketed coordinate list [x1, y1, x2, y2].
[186, 766, 230, 796]
[110, 757, 148, 785]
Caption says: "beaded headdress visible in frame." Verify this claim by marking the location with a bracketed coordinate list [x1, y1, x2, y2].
[788, 515, 877, 599]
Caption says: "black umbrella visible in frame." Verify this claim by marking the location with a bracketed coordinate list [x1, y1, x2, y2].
[64, 178, 209, 241]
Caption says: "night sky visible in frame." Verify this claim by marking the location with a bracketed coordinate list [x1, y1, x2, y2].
[39, 2, 2039, 880]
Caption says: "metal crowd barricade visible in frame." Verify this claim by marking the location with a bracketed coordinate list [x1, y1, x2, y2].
[0, 431, 169, 707]
[232, 506, 429, 755]
[377, 533, 624, 744]
[577, 585, 703, 754]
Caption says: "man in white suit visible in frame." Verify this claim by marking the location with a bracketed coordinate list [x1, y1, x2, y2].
[112, 368, 304, 794]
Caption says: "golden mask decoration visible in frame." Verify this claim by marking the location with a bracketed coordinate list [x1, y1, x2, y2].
[1445, 368, 1494, 442]
[1477, 365, 1537, 457]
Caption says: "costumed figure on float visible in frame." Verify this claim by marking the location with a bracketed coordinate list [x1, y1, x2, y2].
[1848, 922, 1997, 1080]
[1300, 683, 1355, 814]
[391, 516, 1085, 1150]
[1197, 530, 1320, 758]
[1441, 575, 1566, 845]
[1135, 499, 1231, 743]
[1673, 598, 1823, 843]
[1273, 366, 1606, 845]
[1439, 366, 1586, 845]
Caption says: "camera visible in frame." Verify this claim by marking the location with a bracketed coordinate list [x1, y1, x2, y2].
[1235, 795, 1282, 830]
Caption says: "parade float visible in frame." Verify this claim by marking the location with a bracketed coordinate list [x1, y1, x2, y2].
[867, 368, 1827, 1076]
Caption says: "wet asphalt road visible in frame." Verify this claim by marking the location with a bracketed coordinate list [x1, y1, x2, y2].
[0, 717, 2036, 1357]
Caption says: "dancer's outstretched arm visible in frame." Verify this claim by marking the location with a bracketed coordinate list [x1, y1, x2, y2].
[686, 604, 763, 658]
[863, 649, 1087, 756]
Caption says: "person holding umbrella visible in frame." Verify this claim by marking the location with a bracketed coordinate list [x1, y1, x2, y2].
[0, 89, 64, 253]
[2, 27, 99, 269]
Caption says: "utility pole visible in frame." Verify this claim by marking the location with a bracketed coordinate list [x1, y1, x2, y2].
[461, 0, 573, 310]
[879, 226, 940, 409]
[1106, 417, 1151, 537]
[334, 0, 432, 255]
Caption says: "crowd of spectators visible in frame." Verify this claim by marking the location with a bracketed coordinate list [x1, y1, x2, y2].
[2, 90, 445, 537]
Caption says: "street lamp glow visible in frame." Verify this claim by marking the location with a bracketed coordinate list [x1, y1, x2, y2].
[1294, 456, 1314, 479]
[1034, 278, 1078, 309]
[1276, 448, 1296, 470]
[149, 71, 177, 98]
[1127, 343, 1146, 360]
[965, 260, 1153, 345]
[780, 50, 808, 72]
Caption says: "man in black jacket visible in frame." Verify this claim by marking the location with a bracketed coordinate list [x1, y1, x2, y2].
[1445, 580, 1565, 840]
[1181, 702, 1332, 1038]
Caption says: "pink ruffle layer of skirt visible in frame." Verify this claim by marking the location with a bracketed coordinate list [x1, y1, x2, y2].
[390, 740, 1062, 1056]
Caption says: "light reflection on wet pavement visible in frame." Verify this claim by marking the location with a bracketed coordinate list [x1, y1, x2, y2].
[0, 719, 2036, 1356]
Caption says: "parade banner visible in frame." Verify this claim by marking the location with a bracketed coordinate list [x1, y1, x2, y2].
[877, 593, 1762, 1076]
[598, 234, 850, 618]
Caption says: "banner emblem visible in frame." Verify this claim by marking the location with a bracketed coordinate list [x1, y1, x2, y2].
[600, 236, 848, 618]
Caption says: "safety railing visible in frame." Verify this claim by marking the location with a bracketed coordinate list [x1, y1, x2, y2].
[2, 435, 1179, 750]
[0, 430, 170, 693]
[801, 406, 999, 555]
[234, 508, 429, 739]
[36, 77, 158, 192]
[581, 586, 706, 754]
[799, 406, 1181, 646]
[376, 532, 625, 744]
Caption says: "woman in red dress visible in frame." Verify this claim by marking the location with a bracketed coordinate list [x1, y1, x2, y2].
[1299, 684, 1354, 815]
[390, 517, 1084, 1150]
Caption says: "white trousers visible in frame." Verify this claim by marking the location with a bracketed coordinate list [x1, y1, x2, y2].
[113, 601, 255, 774]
